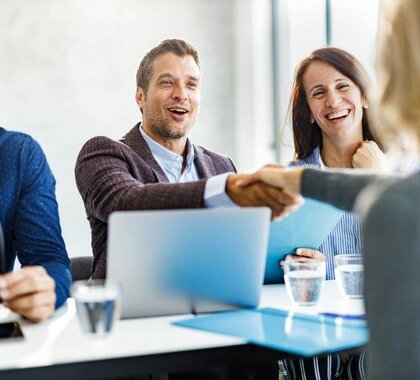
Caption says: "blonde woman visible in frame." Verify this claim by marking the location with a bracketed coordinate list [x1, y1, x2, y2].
[240, 0, 420, 377]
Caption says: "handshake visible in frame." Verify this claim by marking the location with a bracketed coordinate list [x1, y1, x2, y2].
[226, 165, 305, 220]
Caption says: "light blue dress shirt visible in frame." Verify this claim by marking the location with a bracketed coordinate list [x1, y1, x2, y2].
[288, 145, 417, 280]
[289, 146, 362, 280]
[139, 127, 236, 207]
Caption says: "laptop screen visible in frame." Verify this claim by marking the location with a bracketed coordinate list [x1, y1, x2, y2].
[107, 208, 270, 318]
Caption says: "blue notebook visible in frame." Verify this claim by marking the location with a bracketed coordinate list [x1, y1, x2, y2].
[265, 199, 344, 283]
[175, 308, 368, 356]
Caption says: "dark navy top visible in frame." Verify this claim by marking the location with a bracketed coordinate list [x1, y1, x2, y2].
[0, 127, 70, 308]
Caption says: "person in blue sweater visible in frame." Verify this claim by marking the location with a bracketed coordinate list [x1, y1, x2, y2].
[0, 127, 71, 322]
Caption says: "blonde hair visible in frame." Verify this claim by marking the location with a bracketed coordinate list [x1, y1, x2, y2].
[375, 0, 420, 151]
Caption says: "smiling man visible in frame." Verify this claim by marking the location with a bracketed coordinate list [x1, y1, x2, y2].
[135, 46, 201, 161]
[75, 39, 300, 280]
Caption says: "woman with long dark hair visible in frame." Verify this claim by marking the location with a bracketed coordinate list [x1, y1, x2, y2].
[284, 47, 402, 281]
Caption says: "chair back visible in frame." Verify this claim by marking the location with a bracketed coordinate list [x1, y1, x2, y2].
[70, 256, 93, 282]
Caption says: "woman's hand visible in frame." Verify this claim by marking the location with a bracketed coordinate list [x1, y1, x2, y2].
[226, 174, 303, 220]
[280, 248, 325, 268]
[236, 167, 305, 196]
[352, 141, 390, 172]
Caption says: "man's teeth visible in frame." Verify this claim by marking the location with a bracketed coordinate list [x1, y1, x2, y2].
[169, 108, 187, 114]
[326, 110, 350, 120]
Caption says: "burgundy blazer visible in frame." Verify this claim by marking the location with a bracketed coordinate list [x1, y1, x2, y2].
[75, 123, 236, 279]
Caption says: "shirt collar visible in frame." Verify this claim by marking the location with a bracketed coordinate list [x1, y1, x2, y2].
[312, 145, 326, 169]
[139, 125, 195, 170]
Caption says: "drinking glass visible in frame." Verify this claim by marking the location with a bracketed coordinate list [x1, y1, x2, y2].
[72, 280, 122, 337]
[283, 259, 326, 306]
[334, 255, 364, 299]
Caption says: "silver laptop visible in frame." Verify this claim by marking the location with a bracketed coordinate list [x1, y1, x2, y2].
[107, 208, 270, 319]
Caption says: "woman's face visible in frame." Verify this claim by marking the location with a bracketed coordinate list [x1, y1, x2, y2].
[303, 60, 366, 143]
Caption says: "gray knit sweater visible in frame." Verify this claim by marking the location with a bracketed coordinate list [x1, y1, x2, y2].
[302, 168, 420, 379]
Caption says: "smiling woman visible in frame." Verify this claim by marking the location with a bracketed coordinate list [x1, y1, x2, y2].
[304, 60, 366, 147]
[278, 47, 389, 379]
[290, 47, 379, 164]
[287, 47, 388, 279]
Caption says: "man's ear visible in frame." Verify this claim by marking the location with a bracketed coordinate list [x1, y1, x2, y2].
[135, 87, 146, 110]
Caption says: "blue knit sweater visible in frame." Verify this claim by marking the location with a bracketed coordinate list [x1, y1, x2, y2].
[0, 127, 70, 308]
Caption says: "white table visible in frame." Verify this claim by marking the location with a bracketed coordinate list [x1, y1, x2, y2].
[0, 281, 365, 379]
[260, 279, 365, 316]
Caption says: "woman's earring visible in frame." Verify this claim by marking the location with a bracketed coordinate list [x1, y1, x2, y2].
[310, 116, 315, 124]
[363, 99, 369, 109]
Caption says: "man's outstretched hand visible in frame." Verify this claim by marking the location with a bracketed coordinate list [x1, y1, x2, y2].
[226, 174, 303, 220]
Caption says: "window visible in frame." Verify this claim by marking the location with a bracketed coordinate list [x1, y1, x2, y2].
[273, 0, 380, 162]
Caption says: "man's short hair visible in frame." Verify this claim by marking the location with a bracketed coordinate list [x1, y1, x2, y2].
[136, 39, 200, 93]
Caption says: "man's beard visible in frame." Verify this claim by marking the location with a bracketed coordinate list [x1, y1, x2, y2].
[148, 119, 192, 140]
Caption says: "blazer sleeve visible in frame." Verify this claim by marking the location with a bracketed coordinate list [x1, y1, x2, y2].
[75, 136, 207, 222]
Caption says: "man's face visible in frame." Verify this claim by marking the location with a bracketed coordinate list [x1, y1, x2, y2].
[136, 53, 201, 140]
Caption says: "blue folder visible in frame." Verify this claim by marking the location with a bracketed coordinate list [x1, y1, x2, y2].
[265, 199, 344, 283]
[174, 308, 368, 356]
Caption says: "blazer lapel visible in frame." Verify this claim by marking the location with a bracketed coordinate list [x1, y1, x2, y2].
[121, 123, 169, 183]
[194, 145, 216, 179]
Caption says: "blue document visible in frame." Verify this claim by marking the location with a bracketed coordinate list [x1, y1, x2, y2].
[174, 308, 368, 356]
[265, 199, 344, 283]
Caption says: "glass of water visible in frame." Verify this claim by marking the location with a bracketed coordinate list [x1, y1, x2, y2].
[284, 259, 326, 306]
[334, 255, 364, 299]
[72, 280, 122, 337]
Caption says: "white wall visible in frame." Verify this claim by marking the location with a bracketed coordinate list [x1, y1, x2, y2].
[0, 0, 235, 257]
[232, 0, 276, 171]
[0, 0, 380, 259]
[275, 0, 326, 163]
[331, 0, 380, 80]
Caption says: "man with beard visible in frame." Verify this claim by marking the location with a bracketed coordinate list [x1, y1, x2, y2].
[75, 39, 300, 281]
